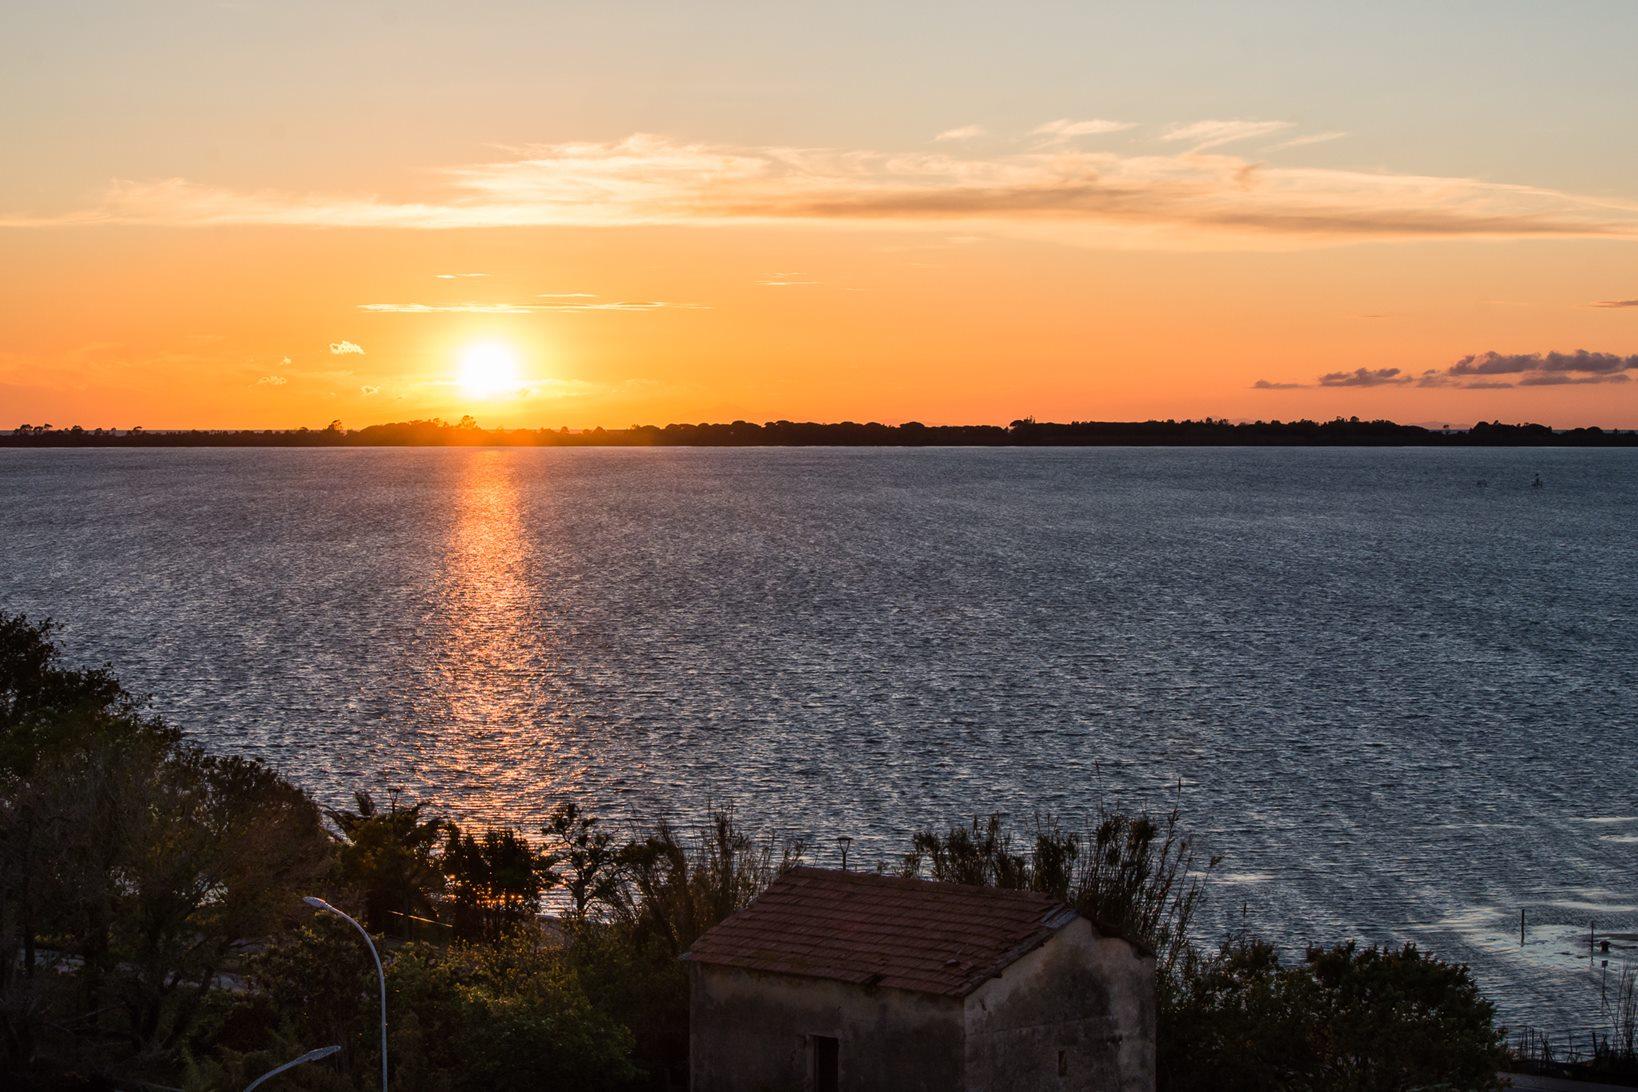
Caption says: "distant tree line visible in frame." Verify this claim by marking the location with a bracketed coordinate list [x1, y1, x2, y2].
[5, 415, 1635, 447]
[1, 615, 1530, 1089]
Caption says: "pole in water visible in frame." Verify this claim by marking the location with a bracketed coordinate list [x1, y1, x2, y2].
[1520, 908, 1525, 946]
[838, 835, 852, 871]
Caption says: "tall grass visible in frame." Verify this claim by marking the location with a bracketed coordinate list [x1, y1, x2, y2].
[904, 805, 1219, 976]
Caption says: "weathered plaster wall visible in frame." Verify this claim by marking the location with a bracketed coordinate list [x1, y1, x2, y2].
[689, 963, 965, 1092]
[963, 920, 1156, 1092]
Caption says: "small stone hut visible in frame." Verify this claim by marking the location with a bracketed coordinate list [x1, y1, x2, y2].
[684, 866, 1155, 1091]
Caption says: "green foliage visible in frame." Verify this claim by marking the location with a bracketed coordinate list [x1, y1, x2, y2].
[441, 823, 550, 940]
[541, 801, 620, 919]
[390, 932, 636, 1091]
[238, 916, 380, 1083]
[604, 809, 804, 959]
[1159, 937, 1507, 1091]
[226, 925, 636, 1091]
[0, 613, 173, 777]
[326, 789, 446, 936]
[906, 807, 1217, 975]
[555, 808, 802, 1087]
[0, 613, 330, 1080]
[108, 748, 330, 1054]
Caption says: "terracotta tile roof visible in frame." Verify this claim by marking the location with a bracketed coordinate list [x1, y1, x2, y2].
[683, 867, 1081, 997]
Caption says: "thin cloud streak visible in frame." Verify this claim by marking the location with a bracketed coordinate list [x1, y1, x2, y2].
[360, 298, 706, 314]
[1160, 119, 1295, 151]
[1267, 131, 1348, 151]
[7, 134, 1638, 248]
[1032, 118, 1135, 138]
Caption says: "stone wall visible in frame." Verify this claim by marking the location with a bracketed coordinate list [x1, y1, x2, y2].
[689, 963, 965, 1092]
[963, 919, 1156, 1092]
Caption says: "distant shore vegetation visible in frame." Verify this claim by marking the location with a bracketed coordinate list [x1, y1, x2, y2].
[6, 613, 1599, 1089]
[5, 415, 1637, 448]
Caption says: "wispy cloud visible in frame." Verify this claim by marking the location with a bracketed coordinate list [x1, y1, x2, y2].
[360, 302, 538, 314]
[360, 384, 381, 395]
[1032, 118, 1135, 138]
[1267, 131, 1348, 151]
[1518, 372, 1631, 386]
[360, 296, 705, 314]
[531, 299, 706, 312]
[758, 272, 819, 287]
[1160, 119, 1296, 151]
[1592, 298, 1638, 308]
[8, 133, 1638, 249]
[934, 125, 985, 142]
[1257, 349, 1638, 390]
[434, 272, 488, 279]
[255, 374, 287, 386]
[329, 340, 365, 355]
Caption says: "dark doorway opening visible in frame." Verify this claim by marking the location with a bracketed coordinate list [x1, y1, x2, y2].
[812, 1034, 839, 1092]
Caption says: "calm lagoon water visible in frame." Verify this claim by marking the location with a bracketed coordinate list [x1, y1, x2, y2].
[2, 446, 1634, 1030]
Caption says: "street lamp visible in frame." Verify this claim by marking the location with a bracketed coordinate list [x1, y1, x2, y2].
[304, 896, 388, 1092]
[244, 1045, 341, 1091]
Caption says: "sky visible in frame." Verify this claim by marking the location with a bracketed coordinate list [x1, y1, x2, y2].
[3, 1, 1637, 429]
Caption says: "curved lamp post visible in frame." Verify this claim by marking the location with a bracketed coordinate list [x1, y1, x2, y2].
[243, 1044, 341, 1091]
[304, 896, 388, 1092]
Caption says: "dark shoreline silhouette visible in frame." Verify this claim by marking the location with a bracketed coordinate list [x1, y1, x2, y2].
[5, 416, 1636, 447]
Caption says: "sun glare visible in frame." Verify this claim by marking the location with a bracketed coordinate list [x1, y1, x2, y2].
[457, 343, 523, 399]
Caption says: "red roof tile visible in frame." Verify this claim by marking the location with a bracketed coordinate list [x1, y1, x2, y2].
[684, 867, 1081, 997]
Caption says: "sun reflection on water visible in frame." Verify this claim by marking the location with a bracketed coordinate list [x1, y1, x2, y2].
[418, 451, 580, 825]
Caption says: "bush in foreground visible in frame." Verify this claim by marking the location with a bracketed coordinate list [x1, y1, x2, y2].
[194, 927, 636, 1091]
[1160, 937, 1507, 1091]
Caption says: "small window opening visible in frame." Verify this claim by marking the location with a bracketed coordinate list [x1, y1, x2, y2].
[812, 1034, 839, 1092]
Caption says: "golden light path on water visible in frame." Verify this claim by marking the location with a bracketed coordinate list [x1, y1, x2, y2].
[416, 450, 583, 823]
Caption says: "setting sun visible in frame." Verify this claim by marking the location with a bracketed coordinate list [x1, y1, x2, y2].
[457, 343, 523, 399]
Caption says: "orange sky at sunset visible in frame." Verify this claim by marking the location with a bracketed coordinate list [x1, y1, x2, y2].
[4, 2, 1637, 429]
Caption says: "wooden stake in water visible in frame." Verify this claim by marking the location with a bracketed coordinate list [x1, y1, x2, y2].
[1520, 908, 1525, 946]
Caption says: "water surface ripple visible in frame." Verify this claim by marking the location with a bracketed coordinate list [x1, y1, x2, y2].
[3, 446, 1634, 1030]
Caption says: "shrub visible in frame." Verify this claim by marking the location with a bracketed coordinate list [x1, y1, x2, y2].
[325, 789, 446, 936]
[1159, 937, 1507, 1091]
[441, 823, 550, 940]
[905, 807, 1218, 975]
[389, 932, 637, 1091]
[562, 807, 803, 1087]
